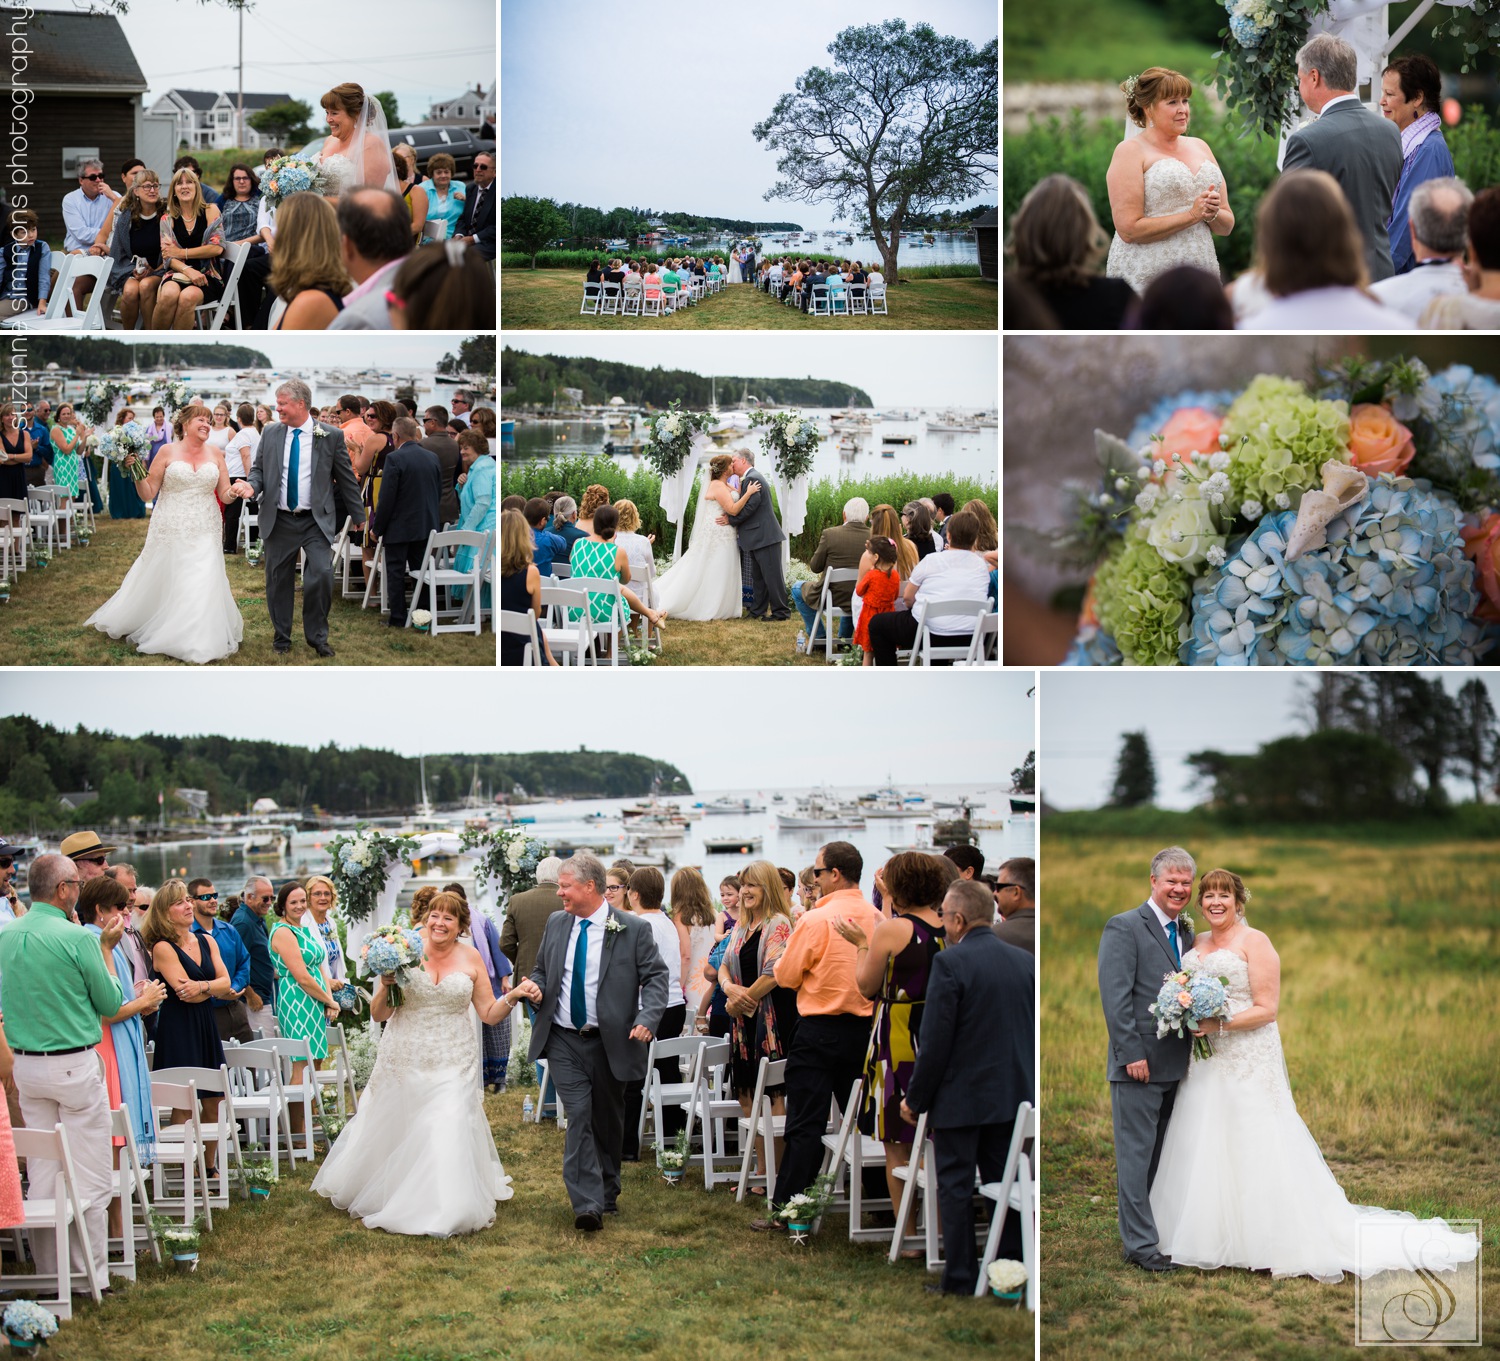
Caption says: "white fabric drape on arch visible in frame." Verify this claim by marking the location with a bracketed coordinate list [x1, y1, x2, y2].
[658, 432, 716, 562]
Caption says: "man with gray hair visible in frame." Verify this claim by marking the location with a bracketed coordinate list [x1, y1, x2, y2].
[1371, 176, 1473, 320]
[793, 495, 870, 650]
[500, 855, 564, 983]
[1096, 846, 1197, 1271]
[232, 379, 365, 656]
[61, 159, 121, 311]
[1283, 32, 1402, 281]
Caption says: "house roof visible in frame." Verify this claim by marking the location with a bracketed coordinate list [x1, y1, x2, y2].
[57, 791, 99, 808]
[212, 92, 295, 109]
[971, 208, 999, 228]
[26, 12, 147, 93]
[163, 89, 222, 111]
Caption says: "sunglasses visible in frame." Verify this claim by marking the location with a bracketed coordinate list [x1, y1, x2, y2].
[78, 856, 107, 866]
[192, 892, 218, 902]
[81, 174, 104, 182]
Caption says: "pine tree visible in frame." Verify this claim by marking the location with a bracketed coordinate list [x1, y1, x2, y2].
[1453, 680, 1499, 802]
[1109, 732, 1156, 808]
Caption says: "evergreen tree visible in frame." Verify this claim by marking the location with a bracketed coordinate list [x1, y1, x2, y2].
[1453, 680, 1500, 802]
[1011, 751, 1035, 795]
[1109, 732, 1156, 808]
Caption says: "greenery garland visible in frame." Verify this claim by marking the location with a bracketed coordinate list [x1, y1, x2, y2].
[749, 409, 820, 481]
[643, 400, 715, 478]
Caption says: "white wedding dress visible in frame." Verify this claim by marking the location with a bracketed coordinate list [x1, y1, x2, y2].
[1106, 160, 1224, 296]
[86, 461, 243, 664]
[312, 970, 513, 1236]
[1152, 948, 1480, 1281]
[653, 484, 743, 620]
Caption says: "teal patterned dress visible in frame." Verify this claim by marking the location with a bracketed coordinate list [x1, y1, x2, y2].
[270, 921, 329, 1060]
[568, 538, 632, 625]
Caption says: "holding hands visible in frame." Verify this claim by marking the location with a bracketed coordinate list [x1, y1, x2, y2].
[510, 978, 543, 1007]
[228, 479, 255, 500]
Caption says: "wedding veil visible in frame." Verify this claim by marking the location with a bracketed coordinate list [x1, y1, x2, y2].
[351, 88, 400, 196]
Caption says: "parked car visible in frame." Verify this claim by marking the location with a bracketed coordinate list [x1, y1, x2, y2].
[294, 126, 494, 179]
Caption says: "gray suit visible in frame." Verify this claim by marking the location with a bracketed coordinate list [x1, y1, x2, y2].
[725, 464, 788, 620]
[245, 420, 365, 648]
[528, 906, 669, 1216]
[1282, 98, 1402, 283]
[1097, 901, 1193, 1260]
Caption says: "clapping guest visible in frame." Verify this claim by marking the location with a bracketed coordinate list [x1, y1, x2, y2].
[269, 191, 351, 329]
[154, 169, 224, 330]
[268, 881, 340, 1141]
[1420, 185, 1500, 329]
[421, 153, 466, 241]
[621, 868, 689, 1159]
[48, 405, 86, 499]
[303, 876, 348, 998]
[500, 508, 557, 666]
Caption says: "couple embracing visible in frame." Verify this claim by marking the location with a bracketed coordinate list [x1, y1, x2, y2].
[1099, 847, 1478, 1280]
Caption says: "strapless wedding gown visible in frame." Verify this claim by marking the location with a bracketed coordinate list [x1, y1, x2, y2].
[1152, 948, 1479, 1281]
[318, 152, 359, 197]
[654, 487, 743, 620]
[86, 460, 243, 664]
[1106, 160, 1224, 296]
[312, 970, 513, 1236]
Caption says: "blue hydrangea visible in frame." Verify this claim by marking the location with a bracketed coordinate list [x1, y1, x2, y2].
[1062, 625, 1123, 666]
[1227, 11, 1266, 46]
[1126, 389, 1238, 455]
[1188, 973, 1229, 1021]
[1428, 364, 1500, 471]
[1183, 478, 1485, 665]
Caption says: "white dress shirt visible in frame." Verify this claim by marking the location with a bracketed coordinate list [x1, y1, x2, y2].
[277, 417, 316, 511]
[555, 903, 609, 1030]
[1237, 286, 1408, 331]
[1369, 259, 1468, 321]
[1148, 898, 1185, 958]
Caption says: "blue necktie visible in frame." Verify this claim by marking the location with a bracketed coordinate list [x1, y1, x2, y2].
[287, 428, 301, 511]
[569, 920, 590, 1028]
[1167, 920, 1182, 969]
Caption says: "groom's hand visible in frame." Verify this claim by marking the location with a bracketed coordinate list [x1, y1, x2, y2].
[230, 480, 253, 500]
[715, 515, 729, 525]
[629, 1024, 653, 1043]
[1126, 1059, 1151, 1083]
[513, 978, 542, 1005]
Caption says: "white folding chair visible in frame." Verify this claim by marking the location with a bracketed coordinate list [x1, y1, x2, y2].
[71, 488, 96, 539]
[734, 1056, 786, 1202]
[531, 1057, 564, 1128]
[539, 581, 592, 665]
[3, 255, 111, 331]
[11, 1123, 101, 1316]
[331, 515, 364, 597]
[976, 1102, 1039, 1307]
[107, 1105, 161, 1281]
[237, 499, 259, 552]
[579, 283, 602, 315]
[888, 1109, 942, 1271]
[314, 1023, 360, 1118]
[847, 283, 868, 315]
[361, 540, 388, 613]
[907, 598, 991, 667]
[809, 567, 860, 661]
[569, 575, 627, 665]
[195, 239, 249, 330]
[151, 1064, 245, 1208]
[960, 612, 1000, 667]
[242, 1036, 316, 1163]
[637, 1035, 708, 1157]
[26, 485, 70, 555]
[598, 281, 623, 315]
[621, 281, 643, 316]
[222, 1048, 291, 1174]
[867, 281, 888, 315]
[500, 609, 542, 665]
[148, 1078, 212, 1229]
[632, 555, 662, 653]
[0, 503, 16, 581]
[406, 529, 489, 635]
[640, 289, 664, 317]
[0, 254, 74, 332]
[673, 1038, 740, 1190]
[266, 296, 288, 329]
[809, 284, 831, 316]
[818, 1078, 892, 1242]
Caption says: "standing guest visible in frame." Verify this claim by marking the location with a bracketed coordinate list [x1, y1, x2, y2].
[337, 395, 369, 467]
[900, 880, 1035, 1295]
[329, 188, 413, 330]
[796, 867, 819, 915]
[420, 405, 462, 524]
[153, 169, 224, 330]
[944, 845, 986, 882]
[268, 881, 340, 1140]
[831, 850, 949, 1213]
[0, 853, 125, 1292]
[621, 867, 689, 1158]
[106, 407, 146, 518]
[457, 891, 512, 1092]
[304, 875, 348, 1001]
[262, 147, 284, 169]
[0, 842, 23, 920]
[0, 405, 31, 504]
[1421, 185, 1500, 330]
[61, 159, 121, 311]
[268, 192, 350, 329]
[671, 867, 721, 1019]
[0, 1015, 19, 1236]
[144, 407, 171, 464]
[499, 856, 564, 984]
[1379, 54, 1455, 276]
[188, 877, 252, 1043]
[48, 404, 85, 499]
[358, 399, 397, 575]
[992, 857, 1036, 955]
[421, 153, 467, 241]
[62, 830, 116, 885]
[761, 841, 878, 1221]
[231, 876, 277, 1036]
[392, 144, 430, 243]
[449, 391, 473, 428]
[372, 416, 442, 628]
[0, 210, 52, 320]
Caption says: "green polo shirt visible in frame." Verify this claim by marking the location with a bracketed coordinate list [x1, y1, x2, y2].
[0, 902, 123, 1051]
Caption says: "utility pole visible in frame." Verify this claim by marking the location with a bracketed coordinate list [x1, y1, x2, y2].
[236, 4, 245, 150]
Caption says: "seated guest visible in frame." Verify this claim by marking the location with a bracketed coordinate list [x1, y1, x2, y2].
[214, 163, 272, 323]
[1238, 171, 1406, 330]
[868, 510, 992, 666]
[1129, 264, 1234, 329]
[525, 497, 568, 574]
[552, 495, 584, 547]
[1008, 173, 1137, 329]
[371, 417, 442, 628]
[901, 880, 1034, 1296]
[643, 263, 663, 301]
[153, 168, 224, 330]
[1419, 184, 1500, 330]
[329, 188, 412, 330]
[902, 501, 937, 560]
[267, 191, 351, 329]
[793, 496, 870, 645]
[500, 508, 556, 666]
[62, 159, 123, 311]
[387, 240, 495, 328]
[576, 483, 610, 536]
[392, 143, 430, 243]
[867, 503, 919, 580]
[173, 155, 221, 206]
[992, 857, 1035, 956]
[0, 210, 52, 320]
[567, 503, 667, 638]
[931, 492, 953, 542]
[1380, 54, 1454, 276]
[803, 262, 828, 312]
[1371, 177, 1472, 321]
[962, 498, 1000, 604]
[866, 264, 885, 296]
[452, 152, 495, 262]
[585, 259, 604, 292]
[420, 153, 466, 242]
[612, 499, 657, 610]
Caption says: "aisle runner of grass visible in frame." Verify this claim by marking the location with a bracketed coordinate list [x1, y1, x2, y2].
[1042, 829, 1500, 1361]
[49, 1089, 1033, 1361]
[2, 518, 492, 666]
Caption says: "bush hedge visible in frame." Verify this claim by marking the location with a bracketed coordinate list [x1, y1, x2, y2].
[499, 249, 979, 279]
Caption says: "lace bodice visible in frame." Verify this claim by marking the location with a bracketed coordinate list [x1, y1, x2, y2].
[1182, 946, 1289, 1105]
[318, 151, 358, 197]
[694, 488, 740, 546]
[1140, 158, 1221, 216]
[368, 970, 479, 1087]
[150, 460, 223, 537]
[1105, 159, 1223, 296]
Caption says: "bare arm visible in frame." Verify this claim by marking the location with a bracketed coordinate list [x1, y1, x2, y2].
[211, 446, 233, 504]
[464, 945, 521, 1026]
[153, 938, 210, 1003]
[136, 450, 173, 501]
[675, 918, 691, 996]
[855, 916, 913, 999]
[1220, 933, 1278, 1033]
[1106, 143, 1218, 246]
[271, 927, 336, 1008]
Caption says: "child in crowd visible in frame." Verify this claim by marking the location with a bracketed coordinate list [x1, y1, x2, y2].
[854, 535, 901, 664]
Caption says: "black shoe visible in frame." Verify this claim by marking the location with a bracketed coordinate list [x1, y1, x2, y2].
[1128, 1253, 1178, 1272]
[574, 1211, 603, 1232]
[273, 640, 290, 654]
[309, 640, 335, 657]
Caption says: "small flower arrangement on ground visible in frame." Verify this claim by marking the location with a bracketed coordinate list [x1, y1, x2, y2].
[656, 1129, 691, 1183]
[409, 609, 432, 632]
[345, 1025, 379, 1090]
[1150, 970, 1231, 1060]
[986, 1258, 1028, 1302]
[241, 1159, 276, 1197]
[749, 409, 820, 481]
[626, 643, 658, 667]
[260, 155, 331, 208]
[643, 401, 714, 478]
[358, 925, 423, 1008]
[153, 1215, 202, 1269]
[774, 1173, 837, 1242]
[327, 827, 420, 922]
[2, 1300, 58, 1348]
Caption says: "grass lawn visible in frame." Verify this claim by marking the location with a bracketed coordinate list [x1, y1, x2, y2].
[42, 1087, 1034, 1361]
[3, 518, 492, 666]
[645, 614, 830, 667]
[500, 271, 997, 331]
[1005, 0, 1216, 83]
[1041, 827, 1500, 1360]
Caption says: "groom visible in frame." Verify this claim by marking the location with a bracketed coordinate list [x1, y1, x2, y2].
[720, 448, 788, 621]
[1097, 846, 1195, 1272]
[512, 852, 668, 1231]
[231, 379, 365, 656]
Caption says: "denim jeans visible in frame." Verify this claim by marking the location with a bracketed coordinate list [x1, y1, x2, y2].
[793, 579, 853, 641]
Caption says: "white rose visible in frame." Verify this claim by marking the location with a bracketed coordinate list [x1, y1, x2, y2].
[1146, 494, 1223, 570]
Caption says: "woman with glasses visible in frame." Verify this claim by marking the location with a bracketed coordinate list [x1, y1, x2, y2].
[105, 173, 164, 329]
[303, 875, 349, 1005]
[603, 867, 631, 908]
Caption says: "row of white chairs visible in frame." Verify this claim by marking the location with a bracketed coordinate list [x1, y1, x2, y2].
[803, 571, 998, 666]
[330, 518, 494, 636]
[772, 278, 889, 317]
[501, 571, 659, 666]
[1, 485, 90, 580]
[581, 270, 727, 319]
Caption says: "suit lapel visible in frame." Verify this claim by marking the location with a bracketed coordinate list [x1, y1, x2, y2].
[598, 907, 622, 982]
[1137, 902, 1179, 971]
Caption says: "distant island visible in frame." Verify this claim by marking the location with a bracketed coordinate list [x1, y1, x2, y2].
[502, 348, 873, 409]
[28, 338, 273, 372]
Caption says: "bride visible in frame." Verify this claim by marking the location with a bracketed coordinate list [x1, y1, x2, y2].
[86, 404, 244, 664]
[1104, 67, 1234, 297]
[313, 892, 518, 1236]
[310, 82, 399, 199]
[654, 454, 759, 620]
[1152, 869, 1479, 1281]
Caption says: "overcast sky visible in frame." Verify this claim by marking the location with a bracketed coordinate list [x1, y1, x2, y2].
[503, 336, 997, 408]
[35, 0, 494, 125]
[500, 0, 996, 229]
[1042, 671, 1500, 810]
[1, 672, 1034, 789]
[82, 333, 474, 371]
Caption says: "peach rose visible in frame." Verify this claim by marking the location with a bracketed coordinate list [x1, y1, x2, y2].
[1347, 403, 1415, 477]
[1461, 512, 1500, 624]
[1176, 991, 1193, 1008]
[1157, 407, 1224, 464]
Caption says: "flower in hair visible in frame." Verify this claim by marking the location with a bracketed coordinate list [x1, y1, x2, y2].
[1123, 74, 1139, 99]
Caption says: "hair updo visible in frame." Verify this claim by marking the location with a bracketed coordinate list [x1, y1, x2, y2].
[1197, 868, 1250, 921]
[321, 82, 366, 119]
[709, 453, 733, 481]
[1123, 67, 1193, 128]
[173, 404, 213, 439]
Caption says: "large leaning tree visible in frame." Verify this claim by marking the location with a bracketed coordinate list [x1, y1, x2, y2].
[753, 20, 996, 282]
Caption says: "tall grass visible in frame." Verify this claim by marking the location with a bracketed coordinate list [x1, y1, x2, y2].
[1041, 824, 1499, 1360]
[500, 456, 996, 557]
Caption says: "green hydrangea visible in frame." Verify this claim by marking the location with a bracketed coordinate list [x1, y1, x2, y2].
[1220, 375, 1351, 516]
[1092, 522, 1191, 665]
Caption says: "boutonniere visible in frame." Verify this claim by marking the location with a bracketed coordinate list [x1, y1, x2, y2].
[313, 424, 335, 439]
[604, 916, 626, 936]
[1177, 912, 1195, 938]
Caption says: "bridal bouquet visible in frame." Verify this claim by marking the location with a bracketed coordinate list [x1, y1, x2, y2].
[643, 401, 715, 478]
[359, 925, 424, 1008]
[1061, 357, 1500, 667]
[328, 827, 420, 922]
[98, 421, 151, 481]
[260, 154, 331, 208]
[750, 409, 820, 481]
[1151, 969, 1231, 1060]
